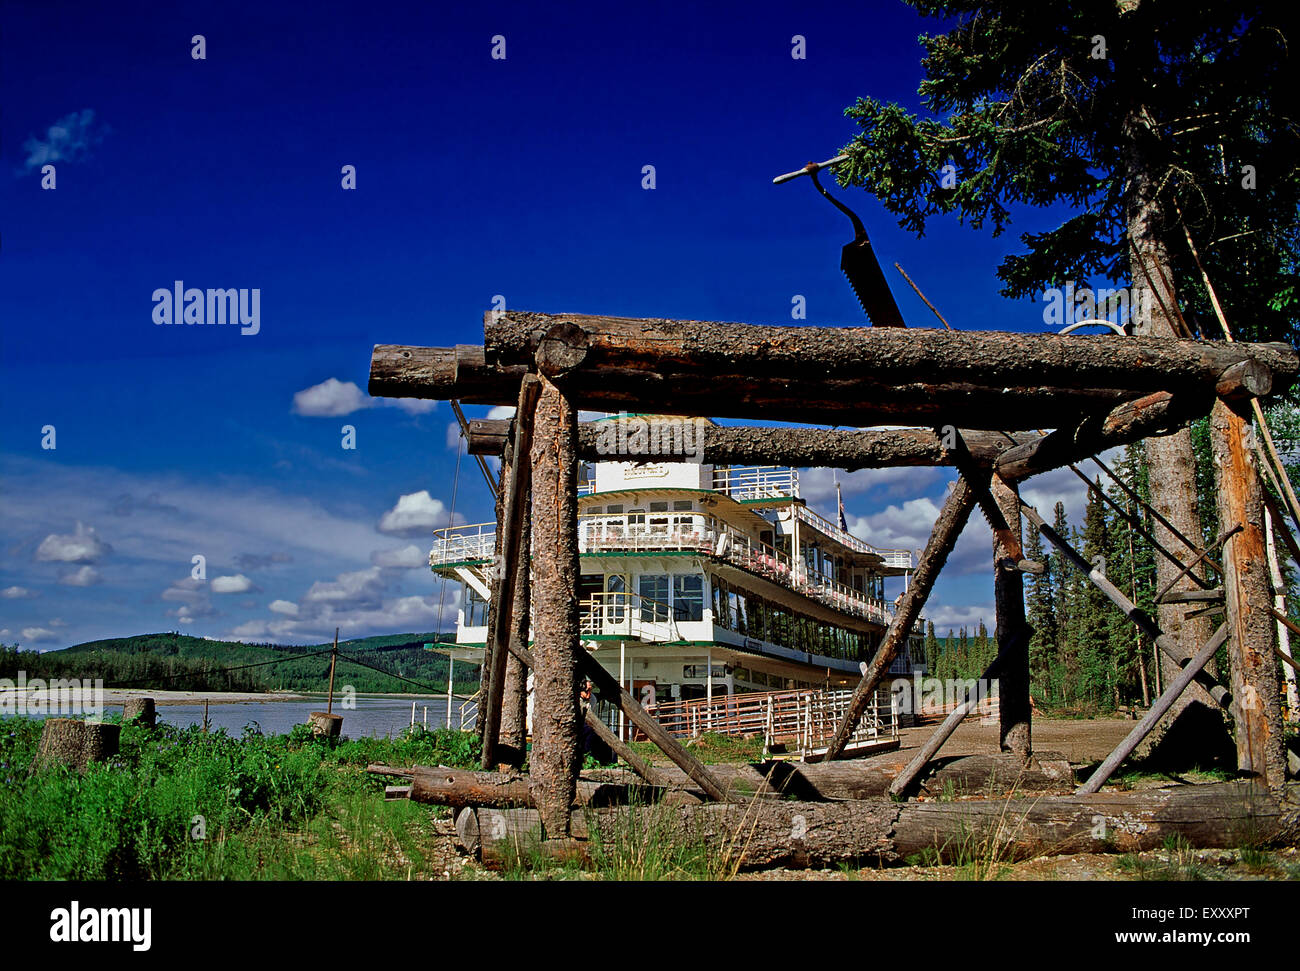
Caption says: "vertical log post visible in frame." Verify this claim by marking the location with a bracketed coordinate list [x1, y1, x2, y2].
[1209, 398, 1287, 790]
[993, 475, 1032, 762]
[528, 372, 583, 835]
[480, 378, 540, 770]
[498, 488, 532, 768]
[823, 478, 978, 760]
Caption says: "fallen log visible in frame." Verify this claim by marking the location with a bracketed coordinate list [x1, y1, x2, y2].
[405, 765, 664, 809]
[583, 753, 1074, 801]
[460, 782, 1300, 869]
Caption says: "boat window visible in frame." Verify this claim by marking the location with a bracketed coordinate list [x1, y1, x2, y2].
[463, 584, 489, 627]
[673, 500, 693, 511]
[639, 574, 670, 622]
[649, 501, 669, 512]
[673, 573, 704, 622]
[606, 504, 623, 514]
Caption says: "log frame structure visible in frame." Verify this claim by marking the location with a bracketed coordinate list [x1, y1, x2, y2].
[369, 307, 1296, 849]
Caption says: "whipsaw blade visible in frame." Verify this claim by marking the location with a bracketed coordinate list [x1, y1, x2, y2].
[841, 239, 906, 327]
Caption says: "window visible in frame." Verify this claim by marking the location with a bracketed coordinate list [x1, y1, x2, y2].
[639, 574, 669, 622]
[673, 573, 704, 622]
[673, 500, 693, 511]
[606, 504, 624, 514]
[649, 501, 669, 512]
[464, 584, 489, 627]
[607, 574, 628, 623]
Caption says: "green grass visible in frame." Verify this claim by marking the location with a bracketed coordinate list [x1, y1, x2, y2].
[0, 715, 481, 880]
[1116, 834, 1213, 881]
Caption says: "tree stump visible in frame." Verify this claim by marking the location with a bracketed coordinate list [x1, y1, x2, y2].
[30, 718, 120, 773]
[309, 712, 343, 738]
[122, 697, 157, 728]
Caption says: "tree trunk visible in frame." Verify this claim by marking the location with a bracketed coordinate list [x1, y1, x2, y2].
[527, 374, 582, 835]
[994, 476, 1032, 760]
[1123, 113, 1230, 765]
[1211, 398, 1288, 790]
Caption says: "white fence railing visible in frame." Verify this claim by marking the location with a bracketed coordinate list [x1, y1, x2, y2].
[711, 465, 799, 501]
[621, 685, 896, 758]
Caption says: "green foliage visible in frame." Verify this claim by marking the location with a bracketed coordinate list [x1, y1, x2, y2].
[0, 715, 480, 880]
[836, 2, 1300, 353]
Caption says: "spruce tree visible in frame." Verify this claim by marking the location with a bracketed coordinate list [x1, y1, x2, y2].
[1024, 524, 1056, 701]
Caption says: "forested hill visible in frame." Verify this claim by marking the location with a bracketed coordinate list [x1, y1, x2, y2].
[0, 632, 475, 695]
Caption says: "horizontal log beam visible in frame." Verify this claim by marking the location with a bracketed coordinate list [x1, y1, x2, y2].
[993, 391, 1207, 481]
[478, 311, 1296, 428]
[461, 782, 1300, 869]
[468, 417, 1033, 466]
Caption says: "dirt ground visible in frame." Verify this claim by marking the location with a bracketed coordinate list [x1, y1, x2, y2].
[421, 715, 1299, 881]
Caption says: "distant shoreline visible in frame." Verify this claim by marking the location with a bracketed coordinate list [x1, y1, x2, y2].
[0, 687, 467, 707]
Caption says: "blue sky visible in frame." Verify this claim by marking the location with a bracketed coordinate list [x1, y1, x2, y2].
[0, 0, 1096, 650]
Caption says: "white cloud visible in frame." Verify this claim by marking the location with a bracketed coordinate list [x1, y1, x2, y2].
[371, 544, 429, 569]
[301, 566, 387, 611]
[36, 522, 111, 563]
[1, 586, 37, 599]
[20, 626, 57, 643]
[268, 599, 299, 616]
[925, 603, 995, 633]
[446, 421, 463, 451]
[22, 109, 106, 172]
[378, 490, 452, 535]
[59, 566, 102, 587]
[292, 378, 437, 418]
[211, 574, 254, 594]
[292, 378, 371, 417]
[486, 406, 516, 420]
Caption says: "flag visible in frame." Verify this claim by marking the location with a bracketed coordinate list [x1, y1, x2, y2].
[836, 480, 847, 531]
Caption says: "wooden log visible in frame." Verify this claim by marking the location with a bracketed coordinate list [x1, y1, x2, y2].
[993, 475, 1031, 760]
[583, 753, 1074, 800]
[384, 785, 412, 800]
[469, 417, 1035, 468]
[480, 376, 539, 770]
[308, 712, 342, 738]
[889, 657, 1001, 798]
[122, 697, 156, 728]
[501, 638, 722, 795]
[481, 311, 1296, 424]
[30, 718, 120, 774]
[407, 766, 666, 809]
[460, 782, 1300, 868]
[1158, 588, 1225, 603]
[994, 391, 1206, 481]
[1078, 624, 1229, 794]
[367, 344, 526, 404]
[1021, 502, 1233, 711]
[824, 478, 978, 760]
[582, 709, 664, 787]
[528, 374, 583, 835]
[486, 312, 1297, 390]
[374, 347, 1203, 431]
[1211, 397, 1288, 790]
